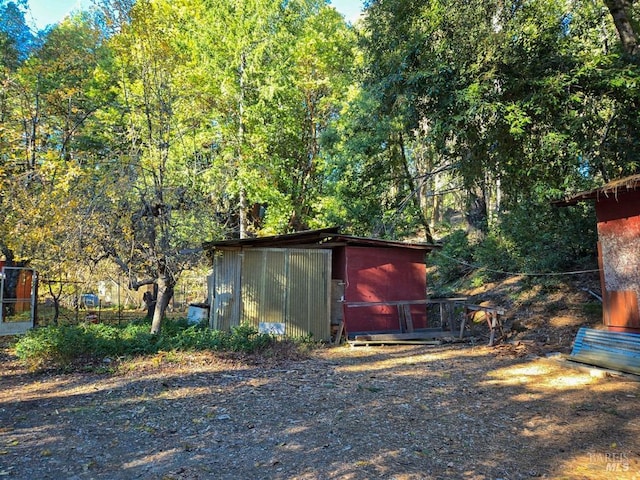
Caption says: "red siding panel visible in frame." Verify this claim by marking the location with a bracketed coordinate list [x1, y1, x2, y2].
[605, 290, 640, 332]
[596, 189, 640, 223]
[343, 246, 427, 334]
[596, 190, 640, 333]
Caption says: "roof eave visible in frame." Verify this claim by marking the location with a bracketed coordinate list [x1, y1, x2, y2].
[554, 174, 640, 207]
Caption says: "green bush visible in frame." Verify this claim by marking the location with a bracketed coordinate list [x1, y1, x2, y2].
[495, 200, 597, 275]
[430, 229, 474, 283]
[227, 323, 272, 352]
[473, 233, 518, 281]
[14, 325, 87, 367]
[13, 320, 276, 369]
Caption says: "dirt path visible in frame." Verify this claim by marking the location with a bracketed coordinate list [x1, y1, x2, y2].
[1, 344, 639, 479]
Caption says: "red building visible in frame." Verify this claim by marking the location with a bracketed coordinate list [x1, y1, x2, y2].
[557, 175, 640, 333]
[203, 228, 438, 341]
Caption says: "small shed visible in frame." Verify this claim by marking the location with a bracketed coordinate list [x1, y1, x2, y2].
[203, 228, 438, 341]
[556, 175, 640, 334]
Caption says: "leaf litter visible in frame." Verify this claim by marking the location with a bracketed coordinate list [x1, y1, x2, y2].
[1, 343, 640, 479]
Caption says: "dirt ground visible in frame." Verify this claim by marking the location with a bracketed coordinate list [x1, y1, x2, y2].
[1, 341, 640, 480]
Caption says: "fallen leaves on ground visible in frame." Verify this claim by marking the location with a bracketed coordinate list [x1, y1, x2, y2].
[1, 345, 639, 479]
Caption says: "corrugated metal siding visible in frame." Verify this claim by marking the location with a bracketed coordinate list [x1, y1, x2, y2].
[569, 327, 640, 375]
[242, 249, 287, 326]
[210, 248, 332, 340]
[211, 251, 242, 331]
[241, 248, 331, 340]
[572, 327, 640, 357]
[286, 249, 331, 340]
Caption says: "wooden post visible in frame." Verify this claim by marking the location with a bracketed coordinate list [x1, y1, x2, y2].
[459, 311, 466, 339]
[333, 321, 345, 345]
[397, 304, 405, 332]
[402, 304, 414, 333]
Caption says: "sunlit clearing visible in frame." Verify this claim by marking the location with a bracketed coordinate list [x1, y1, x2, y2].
[336, 345, 488, 374]
[0, 375, 131, 405]
[122, 448, 180, 469]
[156, 386, 213, 400]
[283, 425, 308, 435]
[553, 450, 640, 479]
[483, 359, 601, 390]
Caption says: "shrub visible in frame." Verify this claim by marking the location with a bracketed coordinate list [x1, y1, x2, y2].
[430, 229, 474, 284]
[473, 233, 518, 281]
[14, 325, 86, 368]
[13, 320, 276, 369]
[227, 324, 272, 352]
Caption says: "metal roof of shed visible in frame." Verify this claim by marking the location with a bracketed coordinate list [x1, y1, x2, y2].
[203, 227, 439, 251]
[554, 174, 640, 206]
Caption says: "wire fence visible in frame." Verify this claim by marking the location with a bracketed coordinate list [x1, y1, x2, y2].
[37, 273, 208, 326]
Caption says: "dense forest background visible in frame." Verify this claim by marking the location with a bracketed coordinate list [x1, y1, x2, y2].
[1, 0, 639, 330]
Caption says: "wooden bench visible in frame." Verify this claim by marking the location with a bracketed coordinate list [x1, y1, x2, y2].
[568, 327, 640, 376]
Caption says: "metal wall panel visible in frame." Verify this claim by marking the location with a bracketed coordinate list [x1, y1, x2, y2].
[343, 246, 428, 334]
[242, 249, 287, 326]
[210, 248, 332, 340]
[211, 251, 242, 331]
[286, 249, 331, 340]
[596, 197, 640, 332]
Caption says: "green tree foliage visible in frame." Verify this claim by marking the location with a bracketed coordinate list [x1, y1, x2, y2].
[342, 0, 637, 271]
[3, 0, 640, 332]
[0, 0, 35, 68]
[358, 0, 640, 199]
[87, 0, 353, 332]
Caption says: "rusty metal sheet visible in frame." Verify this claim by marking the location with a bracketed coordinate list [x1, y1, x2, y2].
[569, 327, 640, 375]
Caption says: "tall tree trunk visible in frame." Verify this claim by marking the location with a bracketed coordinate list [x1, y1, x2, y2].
[430, 188, 441, 229]
[150, 273, 174, 334]
[604, 0, 640, 58]
[48, 281, 62, 326]
[466, 184, 488, 234]
[238, 51, 249, 239]
[239, 187, 248, 239]
[397, 133, 434, 242]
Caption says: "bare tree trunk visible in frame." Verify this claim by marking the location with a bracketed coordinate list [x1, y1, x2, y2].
[238, 51, 249, 239]
[397, 133, 434, 242]
[150, 273, 174, 334]
[239, 188, 248, 239]
[466, 184, 488, 234]
[48, 281, 62, 326]
[431, 189, 441, 229]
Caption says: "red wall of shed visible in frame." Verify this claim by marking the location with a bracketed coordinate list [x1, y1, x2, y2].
[340, 246, 427, 334]
[595, 190, 640, 333]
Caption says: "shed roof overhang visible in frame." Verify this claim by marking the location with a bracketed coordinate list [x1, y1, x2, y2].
[553, 174, 640, 207]
[203, 227, 440, 252]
